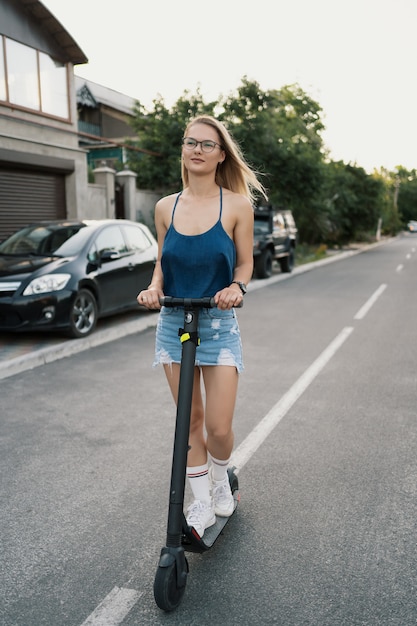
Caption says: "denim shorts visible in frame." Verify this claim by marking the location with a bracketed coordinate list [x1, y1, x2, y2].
[153, 307, 244, 373]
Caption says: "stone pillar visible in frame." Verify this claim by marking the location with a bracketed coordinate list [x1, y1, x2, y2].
[115, 168, 138, 222]
[93, 163, 116, 218]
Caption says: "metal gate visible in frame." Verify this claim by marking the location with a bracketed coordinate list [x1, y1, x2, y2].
[0, 167, 66, 241]
[115, 180, 125, 219]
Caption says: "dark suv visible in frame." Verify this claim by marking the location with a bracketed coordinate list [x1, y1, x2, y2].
[253, 205, 297, 278]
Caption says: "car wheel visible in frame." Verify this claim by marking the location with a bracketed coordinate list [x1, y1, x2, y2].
[279, 249, 294, 273]
[68, 289, 98, 338]
[255, 249, 273, 278]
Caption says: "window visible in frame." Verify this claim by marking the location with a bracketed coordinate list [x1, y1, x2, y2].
[254, 219, 270, 235]
[1, 36, 69, 119]
[123, 225, 152, 252]
[6, 38, 40, 110]
[0, 39, 6, 101]
[94, 226, 128, 258]
[273, 214, 285, 232]
[39, 51, 68, 118]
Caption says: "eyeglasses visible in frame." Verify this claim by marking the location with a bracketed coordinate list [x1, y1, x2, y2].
[182, 137, 223, 153]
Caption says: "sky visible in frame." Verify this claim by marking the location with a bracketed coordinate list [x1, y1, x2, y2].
[42, 0, 417, 173]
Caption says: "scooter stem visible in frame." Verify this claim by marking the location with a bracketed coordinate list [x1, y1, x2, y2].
[166, 307, 200, 547]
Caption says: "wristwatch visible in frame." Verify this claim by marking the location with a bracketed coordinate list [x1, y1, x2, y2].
[230, 280, 247, 295]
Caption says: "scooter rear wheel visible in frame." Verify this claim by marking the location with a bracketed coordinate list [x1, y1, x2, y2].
[153, 560, 187, 611]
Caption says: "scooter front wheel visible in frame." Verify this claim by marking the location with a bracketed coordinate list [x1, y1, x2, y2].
[153, 559, 188, 611]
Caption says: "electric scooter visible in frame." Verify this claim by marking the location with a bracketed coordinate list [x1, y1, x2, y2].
[153, 296, 240, 612]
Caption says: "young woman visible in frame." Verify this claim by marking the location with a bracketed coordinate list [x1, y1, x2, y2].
[137, 115, 266, 537]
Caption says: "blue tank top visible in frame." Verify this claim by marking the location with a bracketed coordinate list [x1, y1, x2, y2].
[161, 187, 236, 298]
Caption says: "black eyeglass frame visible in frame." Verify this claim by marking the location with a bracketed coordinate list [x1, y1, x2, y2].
[181, 137, 224, 153]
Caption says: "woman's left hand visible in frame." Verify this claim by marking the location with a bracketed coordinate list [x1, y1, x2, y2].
[214, 286, 244, 310]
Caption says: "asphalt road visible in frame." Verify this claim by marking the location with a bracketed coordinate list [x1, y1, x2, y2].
[1, 234, 416, 626]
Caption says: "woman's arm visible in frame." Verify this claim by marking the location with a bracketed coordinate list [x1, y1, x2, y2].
[231, 196, 254, 287]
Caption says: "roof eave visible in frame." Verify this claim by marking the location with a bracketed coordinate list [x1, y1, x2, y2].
[19, 0, 88, 65]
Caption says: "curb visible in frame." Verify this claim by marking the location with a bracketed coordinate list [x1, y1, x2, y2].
[0, 314, 158, 381]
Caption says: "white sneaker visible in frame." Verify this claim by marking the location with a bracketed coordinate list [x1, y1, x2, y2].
[186, 500, 216, 538]
[209, 468, 235, 517]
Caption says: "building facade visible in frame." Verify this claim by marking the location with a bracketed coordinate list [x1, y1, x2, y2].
[76, 76, 138, 171]
[0, 0, 89, 240]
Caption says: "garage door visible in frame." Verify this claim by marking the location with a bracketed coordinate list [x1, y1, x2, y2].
[0, 168, 66, 241]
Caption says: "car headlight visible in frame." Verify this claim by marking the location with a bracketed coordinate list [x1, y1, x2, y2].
[23, 273, 71, 295]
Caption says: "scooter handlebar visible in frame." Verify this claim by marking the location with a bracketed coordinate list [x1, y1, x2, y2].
[160, 296, 243, 308]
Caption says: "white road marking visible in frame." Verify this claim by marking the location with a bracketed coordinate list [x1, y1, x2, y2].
[231, 326, 354, 473]
[354, 284, 387, 320]
[396, 264, 404, 272]
[80, 586, 142, 626]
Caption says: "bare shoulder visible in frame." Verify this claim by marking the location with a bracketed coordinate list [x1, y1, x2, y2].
[155, 192, 179, 225]
[156, 192, 178, 211]
[223, 189, 253, 219]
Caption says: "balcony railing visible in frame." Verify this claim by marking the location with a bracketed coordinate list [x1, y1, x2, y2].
[78, 121, 101, 137]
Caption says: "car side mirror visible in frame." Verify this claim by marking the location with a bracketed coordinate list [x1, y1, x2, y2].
[100, 249, 121, 262]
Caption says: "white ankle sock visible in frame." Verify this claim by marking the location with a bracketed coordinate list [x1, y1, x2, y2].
[210, 455, 230, 482]
[186, 463, 211, 502]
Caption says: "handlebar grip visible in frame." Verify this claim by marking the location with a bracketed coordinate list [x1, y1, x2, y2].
[159, 296, 215, 308]
[159, 296, 243, 308]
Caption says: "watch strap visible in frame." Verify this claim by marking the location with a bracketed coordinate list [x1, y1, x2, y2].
[231, 281, 247, 295]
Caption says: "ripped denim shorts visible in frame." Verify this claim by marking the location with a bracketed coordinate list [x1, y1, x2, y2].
[153, 306, 244, 373]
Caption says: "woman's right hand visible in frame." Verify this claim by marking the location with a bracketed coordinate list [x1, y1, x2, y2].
[137, 288, 163, 310]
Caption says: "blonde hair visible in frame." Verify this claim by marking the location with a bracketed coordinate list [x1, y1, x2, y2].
[181, 115, 267, 204]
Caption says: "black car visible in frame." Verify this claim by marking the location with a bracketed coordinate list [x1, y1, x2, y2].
[253, 206, 297, 278]
[0, 219, 158, 338]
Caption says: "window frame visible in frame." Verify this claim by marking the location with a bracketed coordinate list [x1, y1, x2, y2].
[0, 35, 71, 121]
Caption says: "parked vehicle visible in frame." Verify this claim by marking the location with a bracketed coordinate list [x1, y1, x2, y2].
[253, 205, 297, 278]
[0, 219, 157, 338]
[407, 220, 417, 233]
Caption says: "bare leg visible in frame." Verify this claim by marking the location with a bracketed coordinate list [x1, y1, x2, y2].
[202, 365, 238, 461]
[163, 363, 207, 465]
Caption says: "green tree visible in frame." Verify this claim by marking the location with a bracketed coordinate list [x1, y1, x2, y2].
[219, 79, 326, 233]
[321, 162, 387, 243]
[396, 167, 417, 223]
[372, 168, 402, 234]
[126, 89, 217, 191]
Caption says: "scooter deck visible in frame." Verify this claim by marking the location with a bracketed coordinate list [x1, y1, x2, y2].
[182, 490, 240, 553]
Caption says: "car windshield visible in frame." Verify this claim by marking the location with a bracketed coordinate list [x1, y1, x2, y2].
[0, 224, 87, 256]
[254, 219, 270, 235]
